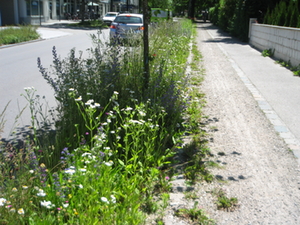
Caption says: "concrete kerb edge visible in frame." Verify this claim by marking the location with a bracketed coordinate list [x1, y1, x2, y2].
[206, 29, 300, 164]
[0, 38, 45, 49]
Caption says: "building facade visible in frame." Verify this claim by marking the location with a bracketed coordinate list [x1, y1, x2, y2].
[0, 0, 139, 26]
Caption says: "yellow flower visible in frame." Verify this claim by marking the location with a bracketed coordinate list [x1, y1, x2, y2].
[68, 194, 72, 199]
[12, 187, 17, 192]
[40, 163, 46, 168]
[73, 208, 78, 215]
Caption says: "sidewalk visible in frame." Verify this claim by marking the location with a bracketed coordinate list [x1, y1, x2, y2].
[37, 20, 77, 40]
[200, 22, 300, 161]
[191, 21, 300, 224]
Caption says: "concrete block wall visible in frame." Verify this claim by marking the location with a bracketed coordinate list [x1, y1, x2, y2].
[249, 21, 300, 67]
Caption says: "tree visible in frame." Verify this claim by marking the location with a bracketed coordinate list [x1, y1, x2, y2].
[143, 0, 150, 91]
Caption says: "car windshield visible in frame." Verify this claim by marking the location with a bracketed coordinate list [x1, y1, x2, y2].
[105, 14, 117, 17]
[114, 16, 142, 24]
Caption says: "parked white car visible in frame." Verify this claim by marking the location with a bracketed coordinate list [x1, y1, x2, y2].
[102, 12, 119, 25]
[109, 13, 144, 43]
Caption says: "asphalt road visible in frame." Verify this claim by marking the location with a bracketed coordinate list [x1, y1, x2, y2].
[0, 26, 110, 140]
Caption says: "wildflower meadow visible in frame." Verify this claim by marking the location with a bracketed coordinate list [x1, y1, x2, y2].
[0, 19, 207, 224]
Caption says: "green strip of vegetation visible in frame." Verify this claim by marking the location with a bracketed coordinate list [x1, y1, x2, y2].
[0, 25, 40, 46]
[0, 19, 213, 224]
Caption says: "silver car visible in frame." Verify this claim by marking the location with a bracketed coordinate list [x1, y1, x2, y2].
[109, 13, 144, 43]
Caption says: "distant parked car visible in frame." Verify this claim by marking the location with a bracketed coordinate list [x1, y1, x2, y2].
[102, 12, 119, 25]
[109, 13, 144, 44]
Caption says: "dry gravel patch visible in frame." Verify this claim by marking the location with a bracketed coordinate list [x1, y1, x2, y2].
[161, 23, 300, 225]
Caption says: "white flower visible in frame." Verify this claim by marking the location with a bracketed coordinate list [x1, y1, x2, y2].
[85, 99, 94, 106]
[139, 111, 146, 116]
[78, 184, 83, 189]
[69, 88, 75, 91]
[24, 87, 34, 90]
[110, 195, 116, 203]
[37, 189, 46, 197]
[101, 197, 109, 203]
[41, 200, 54, 209]
[62, 203, 69, 208]
[113, 91, 119, 95]
[22, 186, 28, 189]
[81, 153, 96, 160]
[75, 96, 82, 101]
[29, 169, 34, 174]
[18, 208, 25, 215]
[65, 168, 76, 175]
[104, 161, 113, 166]
[0, 198, 7, 206]
[79, 168, 87, 172]
[94, 103, 100, 108]
[82, 152, 92, 157]
[129, 120, 143, 125]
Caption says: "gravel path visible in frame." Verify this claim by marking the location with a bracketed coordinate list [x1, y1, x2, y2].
[162, 22, 300, 225]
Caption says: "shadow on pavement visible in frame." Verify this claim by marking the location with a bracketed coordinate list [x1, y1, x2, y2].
[194, 20, 248, 46]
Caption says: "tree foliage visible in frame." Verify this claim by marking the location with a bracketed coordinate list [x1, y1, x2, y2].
[264, 0, 300, 28]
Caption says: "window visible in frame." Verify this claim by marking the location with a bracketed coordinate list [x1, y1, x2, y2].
[114, 16, 142, 24]
[26, 0, 43, 16]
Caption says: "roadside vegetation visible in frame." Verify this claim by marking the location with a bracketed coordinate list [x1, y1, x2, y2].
[0, 25, 40, 46]
[0, 19, 215, 224]
[262, 48, 300, 77]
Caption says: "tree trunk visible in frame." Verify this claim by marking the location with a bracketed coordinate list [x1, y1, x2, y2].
[143, 0, 149, 91]
[81, 0, 85, 22]
[188, 0, 196, 19]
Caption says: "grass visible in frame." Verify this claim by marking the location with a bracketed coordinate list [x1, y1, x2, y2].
[0, 25, 40, 46]
[175, 202, 215, 225]
[0, 19, 213, 224]
[275, 59, 300, 76]
[261, 49, 300, 77]
[212, 189, 238, 211]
